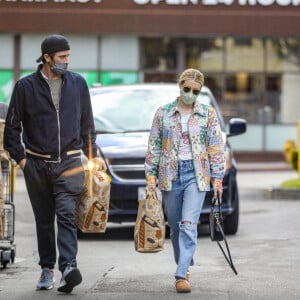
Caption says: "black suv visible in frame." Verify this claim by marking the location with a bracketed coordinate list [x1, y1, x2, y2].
[90, 84, 246, 234]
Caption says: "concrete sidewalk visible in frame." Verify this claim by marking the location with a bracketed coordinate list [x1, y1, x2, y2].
[237, 161, 292, 172]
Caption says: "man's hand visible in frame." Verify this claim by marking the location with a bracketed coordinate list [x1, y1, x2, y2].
[19, 158, 26, 171]
[212, 178, 223, 200]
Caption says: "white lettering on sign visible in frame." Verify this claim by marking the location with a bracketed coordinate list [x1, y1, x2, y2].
[53, 0, 94, 2]
[203, 0, 234, 5]
[237, 0, 299, 4]
[133, 0, 299, 4]
[0, 0, 298, 6]
[8, 0, 47, 2]
[238, 0, 256, 5]
[257, 0, 275, 5]
[133, 0, 198, 4]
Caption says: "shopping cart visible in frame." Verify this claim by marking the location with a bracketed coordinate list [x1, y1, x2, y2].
[0, 159, 16, 268]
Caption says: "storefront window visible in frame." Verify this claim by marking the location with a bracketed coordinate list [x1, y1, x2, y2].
[140, 35, 299, 125]
[140, 37, 178, 71]
[143, 72, 177, 83]
[266, 38, 300, 124]
[265, 75, 282, 123]
[203, 74, 223, 104]
[266, 38, 300, 72]
[225, 37, 264, 72]
[222, 73, 264, 124]
[186, 37, 223, 72]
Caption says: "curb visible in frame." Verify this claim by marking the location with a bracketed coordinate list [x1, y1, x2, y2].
[237, 162, 293, 172]
[238, 167, 292, 172]
[267, 187, 300, 200]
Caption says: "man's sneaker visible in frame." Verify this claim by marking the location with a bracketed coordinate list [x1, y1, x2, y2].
[36, 268, 55, 290]
[57, 265, 82, 294]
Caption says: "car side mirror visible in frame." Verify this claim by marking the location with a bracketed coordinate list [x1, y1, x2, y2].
[227, 118, 247, 137]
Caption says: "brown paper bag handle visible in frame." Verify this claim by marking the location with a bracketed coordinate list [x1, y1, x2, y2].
[87, 169, 94, 207]
[145, 187, 160, 212]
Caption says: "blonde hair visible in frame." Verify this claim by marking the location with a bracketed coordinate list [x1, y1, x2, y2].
[178, 68, 204, 86]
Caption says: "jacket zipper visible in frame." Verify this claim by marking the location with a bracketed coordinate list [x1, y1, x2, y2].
[56, 108, 61, 163]
[49, 82, 62, 163]
[57, 81, 64, 163]
[10, 107, 15, 125]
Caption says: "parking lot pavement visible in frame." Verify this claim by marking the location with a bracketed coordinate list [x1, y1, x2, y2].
[1, 165, 300, 300]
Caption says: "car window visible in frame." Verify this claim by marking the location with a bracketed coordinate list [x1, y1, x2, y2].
[91, 86, 213, 133]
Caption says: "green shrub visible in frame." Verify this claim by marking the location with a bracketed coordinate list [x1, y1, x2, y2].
[280, 177, 300, 188]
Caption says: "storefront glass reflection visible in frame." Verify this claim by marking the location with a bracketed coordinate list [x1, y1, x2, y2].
[140, 36, 300, 125]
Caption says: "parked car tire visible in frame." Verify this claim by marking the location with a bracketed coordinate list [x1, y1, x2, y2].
[223, 189, 239, 235]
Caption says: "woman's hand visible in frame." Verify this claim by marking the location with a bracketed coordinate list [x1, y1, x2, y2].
[212, 178, 223, 200]
[146, 175, 157, 191]
[92, 157, 107, 172]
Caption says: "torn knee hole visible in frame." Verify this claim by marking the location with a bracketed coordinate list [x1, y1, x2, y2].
[179, 220, 197, 229]
[181, 220, 192, 224]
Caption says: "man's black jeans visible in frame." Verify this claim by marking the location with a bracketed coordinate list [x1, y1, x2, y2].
[23, 156, 85, 273]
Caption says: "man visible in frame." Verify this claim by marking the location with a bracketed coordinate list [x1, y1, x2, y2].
[4, 34, 105, 293]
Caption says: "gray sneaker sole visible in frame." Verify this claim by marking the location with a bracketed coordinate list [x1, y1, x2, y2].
[36, 278, 55, 290]
[57, 268, 82, 294]
[36, 283, 54, 290]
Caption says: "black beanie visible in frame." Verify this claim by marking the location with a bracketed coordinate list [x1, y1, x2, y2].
[36, 34, 70, 63]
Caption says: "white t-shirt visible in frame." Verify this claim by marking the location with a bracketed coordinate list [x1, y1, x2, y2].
[178, 114, 192, 161]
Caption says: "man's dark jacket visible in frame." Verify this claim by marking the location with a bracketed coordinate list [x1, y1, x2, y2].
[4, 67, 98, 163]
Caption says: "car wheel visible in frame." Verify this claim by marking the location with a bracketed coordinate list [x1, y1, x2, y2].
[165, 224, 170, 238]
[11, 249, 16, 263]
[223, 190, 239, 235]
[77, 228, 84, 239]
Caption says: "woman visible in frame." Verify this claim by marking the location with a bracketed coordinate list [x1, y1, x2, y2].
[145, 68, 225, 293]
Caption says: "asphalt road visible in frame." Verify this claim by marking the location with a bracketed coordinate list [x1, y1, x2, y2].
[1, 168, 300, 300]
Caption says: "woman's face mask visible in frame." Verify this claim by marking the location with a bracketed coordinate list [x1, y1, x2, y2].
[180, 90, 198, 105]
[180, 86, 200, 105]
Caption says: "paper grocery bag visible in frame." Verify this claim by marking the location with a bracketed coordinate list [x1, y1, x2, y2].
[76, 170, 111, 233]
[134, 187, 165, 253]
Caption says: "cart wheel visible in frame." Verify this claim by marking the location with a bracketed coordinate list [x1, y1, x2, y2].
[3, 261, 8, 268]
[11, 249, 15, 263]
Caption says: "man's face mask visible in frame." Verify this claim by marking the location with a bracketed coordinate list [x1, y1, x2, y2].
[50, 62, 68, 75]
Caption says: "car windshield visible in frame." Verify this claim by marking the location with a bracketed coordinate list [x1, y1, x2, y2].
[91, 86, 212, 134]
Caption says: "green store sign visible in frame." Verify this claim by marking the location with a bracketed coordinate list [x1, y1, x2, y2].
[0, 71, 13, 103]
[0, 70, 139, 103]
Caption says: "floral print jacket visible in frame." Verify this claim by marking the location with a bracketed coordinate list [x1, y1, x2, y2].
[145, 98, 225, 192]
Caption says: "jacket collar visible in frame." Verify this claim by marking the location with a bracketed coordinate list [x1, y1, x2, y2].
[36, 64, 66, 82]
